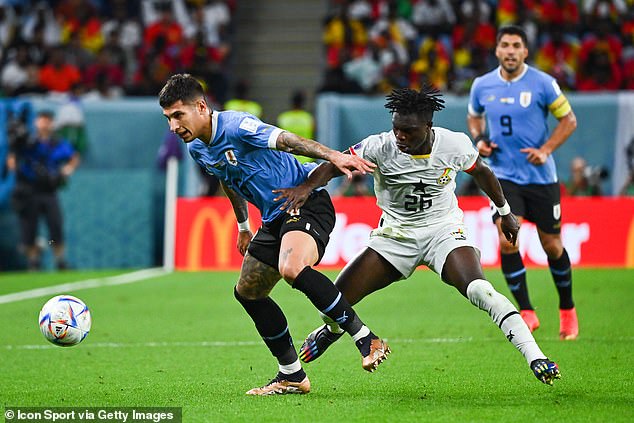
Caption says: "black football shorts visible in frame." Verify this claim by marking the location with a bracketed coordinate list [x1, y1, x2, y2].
[248, 189, 336, 269]
[493, 180, 562, 234]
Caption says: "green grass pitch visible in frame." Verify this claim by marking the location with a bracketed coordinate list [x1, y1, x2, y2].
[1, 268, 633, 422]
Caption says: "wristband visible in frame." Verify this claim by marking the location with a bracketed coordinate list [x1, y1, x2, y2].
[496, 201, 511, 216]
[474, 134, 487, 143]
[237, 219, 250, 232]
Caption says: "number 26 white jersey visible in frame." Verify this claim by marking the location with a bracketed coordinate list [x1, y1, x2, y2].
[349, 127, 479, 228]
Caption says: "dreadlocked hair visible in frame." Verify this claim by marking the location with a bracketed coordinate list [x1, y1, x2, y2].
[384, 85, 445, 115]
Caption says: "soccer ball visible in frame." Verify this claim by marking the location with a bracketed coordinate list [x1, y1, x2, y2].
[38, 295, 91, 347]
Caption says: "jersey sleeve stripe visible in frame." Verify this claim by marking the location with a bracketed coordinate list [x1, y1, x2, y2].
[348, 146, 357, 156]
[268, 128, 284, 149]
[549, 94, 572, 119]
[464, 158, 477, 173]
[467, 103, 483, 117]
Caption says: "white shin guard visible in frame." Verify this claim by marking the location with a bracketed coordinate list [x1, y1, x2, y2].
[466, 279, 546, 364]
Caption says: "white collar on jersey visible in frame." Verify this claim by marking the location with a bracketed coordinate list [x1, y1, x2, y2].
[496, 63, 529, 83]
[209, 110, 219, 143]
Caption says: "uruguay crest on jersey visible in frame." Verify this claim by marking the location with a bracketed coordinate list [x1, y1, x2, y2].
[520, 91, 532, 108]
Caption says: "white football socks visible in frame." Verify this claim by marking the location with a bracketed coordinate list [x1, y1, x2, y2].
[466, 279, 546, 364]
[279, 359, 302, 375]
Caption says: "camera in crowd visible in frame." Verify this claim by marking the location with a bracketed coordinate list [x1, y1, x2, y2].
[6, 108, 31, 150]
[583, 165, 609, 191]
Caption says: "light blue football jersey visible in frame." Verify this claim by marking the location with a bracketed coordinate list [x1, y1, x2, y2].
[188, 111, 318, 223]
[468, 65, 571, 185]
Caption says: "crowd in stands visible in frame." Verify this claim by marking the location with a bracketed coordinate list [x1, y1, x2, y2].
[320, 0, 634, 95]
[0, 0, 234, 103]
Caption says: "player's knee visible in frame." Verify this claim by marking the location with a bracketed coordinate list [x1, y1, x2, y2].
[541, 239, 563, 259]
[466, 279, 514, 314]
[234, 280, 267, 300]
[278, 260, 307, 284]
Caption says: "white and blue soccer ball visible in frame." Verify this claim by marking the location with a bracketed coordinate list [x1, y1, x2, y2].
[38, 295, 91, 347]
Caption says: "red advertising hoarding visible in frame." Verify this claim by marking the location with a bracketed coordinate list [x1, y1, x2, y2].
[175, 196, 634, 270]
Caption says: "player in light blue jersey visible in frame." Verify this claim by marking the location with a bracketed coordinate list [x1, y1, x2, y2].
[159, 74, 389, 396]
[467, 25, 579, 340]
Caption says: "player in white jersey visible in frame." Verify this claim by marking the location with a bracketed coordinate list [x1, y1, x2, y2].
[274, 87, 561, 385]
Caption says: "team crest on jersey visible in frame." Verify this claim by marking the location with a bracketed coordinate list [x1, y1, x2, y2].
[224, 150, 238, 166]
[437, 168, 452, 185]
[520, 91, 532, 108]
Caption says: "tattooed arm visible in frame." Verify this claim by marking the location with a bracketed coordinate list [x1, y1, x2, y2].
[275, 131, 375, 179]
[221, 182, 252, 256]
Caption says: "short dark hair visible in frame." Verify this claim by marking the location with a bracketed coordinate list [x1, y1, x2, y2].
[158, 74, 205, 108]
[497, 25, 528, 47]
[384, 86, 445, 121]
[37, 110, 55, 119]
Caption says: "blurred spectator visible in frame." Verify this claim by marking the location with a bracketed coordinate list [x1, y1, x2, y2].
[277, 90, 315, 164]
[54, 84, 89, 161]
[58, 0, 104, 53]
[1, 44, 40, 96]
[323, 2, 368, 69]
[582, 0, 627, 30]
[101, 0, 142, 81]
[410, 36, 451, 91]
[411, 0, 455, 39]
[565, 156, 606, 196]
[342, 38, 382, 92]
[83, 48, 125, 96]
[142, 0, 183, 50]
[576, 20, 623, 91]
[535, 28, 579, 90]
[64, 30, 95, 71]
[38, 46, 82, 93]
[10, 110, 79, 270]
[0, 2, 17, 61]
[369, 1, 416, 52]
[21, 1, 62, 46]
[536, 0, 580, 37]
[224, 80, 263, 118]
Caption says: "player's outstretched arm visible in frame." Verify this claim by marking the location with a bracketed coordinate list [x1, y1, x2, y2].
[221, 182, 252, 256]
[273, 162, 341, 212]
[275, 132, 375, 179]
[466, 157, 520, 245]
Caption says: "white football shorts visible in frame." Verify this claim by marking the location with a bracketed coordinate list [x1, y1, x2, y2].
[367, 217, 479, 279]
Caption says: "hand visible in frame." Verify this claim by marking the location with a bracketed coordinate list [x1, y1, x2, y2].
[272, 185, 312, 213]
[500, 213, 520, 246]
[520, 147, 549, 165]
[329, 151, 375, 180]
[236, 230, 252, 256]
[476, 139, 498, 157]
[61, 164, 75, 177]
[6, 154, 16, 171]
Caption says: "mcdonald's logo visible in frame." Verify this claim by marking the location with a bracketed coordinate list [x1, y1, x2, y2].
[187, 206, 235, 270]
[175, 198, 261, 270]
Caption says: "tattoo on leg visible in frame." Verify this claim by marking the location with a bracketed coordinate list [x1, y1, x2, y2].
[237, 253, 281, 299]
[280, 247, 293, 263]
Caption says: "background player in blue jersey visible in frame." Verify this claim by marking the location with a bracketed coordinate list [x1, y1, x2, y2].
[467, 26, 579, 340]
[158, 74, 389, 396]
